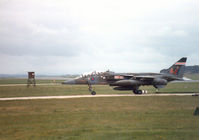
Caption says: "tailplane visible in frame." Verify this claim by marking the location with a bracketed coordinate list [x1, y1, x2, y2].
[160, 57, 187, 78]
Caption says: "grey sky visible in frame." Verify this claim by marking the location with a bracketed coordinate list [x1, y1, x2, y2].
[0, 0, 199, 74]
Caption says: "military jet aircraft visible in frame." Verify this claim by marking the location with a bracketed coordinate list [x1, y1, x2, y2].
[62, 57, 187, 95]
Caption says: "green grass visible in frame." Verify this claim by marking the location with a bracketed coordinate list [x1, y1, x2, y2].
[185, 74, 199, 80]
[0, 85, 130, 98]
[0, 97, 199, 140]
[0, 82, 199, 98]
[143, 82, 199, 93]
[0, 78, 64, 84]
[0, 81, 199, 139]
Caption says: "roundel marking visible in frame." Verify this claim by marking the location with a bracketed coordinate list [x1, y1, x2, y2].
[90, 77, 95, 81]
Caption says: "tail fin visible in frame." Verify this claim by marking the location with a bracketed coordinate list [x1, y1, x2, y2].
[160, 57, 187, 78]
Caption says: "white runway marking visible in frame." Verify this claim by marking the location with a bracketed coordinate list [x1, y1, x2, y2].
[0, 94, 198, 101]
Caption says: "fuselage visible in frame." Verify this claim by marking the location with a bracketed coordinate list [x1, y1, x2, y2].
[62, 72, 183, 86]
[62, 57, 187, 95]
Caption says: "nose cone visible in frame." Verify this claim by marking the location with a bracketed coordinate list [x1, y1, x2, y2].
[62, 80, 76, 84]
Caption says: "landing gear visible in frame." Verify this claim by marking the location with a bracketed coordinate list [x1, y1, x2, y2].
[88, 82, 96, 95]
[91, 91, 96, 95]
[133, 90, 142, 94]
[133, 89, 148, 94]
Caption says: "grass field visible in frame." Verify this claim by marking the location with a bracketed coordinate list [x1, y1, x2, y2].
[0, 96, 199, 140]
[184, 74, 199, 80]
[0, 80, 199, 139]
[0, 82, 199, 98]
[0, 78, 64, 84]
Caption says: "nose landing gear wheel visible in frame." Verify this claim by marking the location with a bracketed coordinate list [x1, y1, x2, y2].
[91, 91, 96, 95]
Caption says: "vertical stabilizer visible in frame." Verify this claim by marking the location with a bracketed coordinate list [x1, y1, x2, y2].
[160, 57, 187, 78]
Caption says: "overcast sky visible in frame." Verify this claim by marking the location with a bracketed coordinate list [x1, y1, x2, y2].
[0, 0, 199, 74]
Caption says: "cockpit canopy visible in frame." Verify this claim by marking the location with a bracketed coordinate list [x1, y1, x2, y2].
[78, 70, 115, 78]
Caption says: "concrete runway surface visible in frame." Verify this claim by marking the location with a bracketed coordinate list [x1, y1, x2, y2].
[0, 93, 198, 101]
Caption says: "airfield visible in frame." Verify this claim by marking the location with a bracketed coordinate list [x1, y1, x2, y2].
[0, 78, 199, 139]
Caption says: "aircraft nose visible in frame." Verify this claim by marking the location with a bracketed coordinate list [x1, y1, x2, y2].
[62, 80, 76, 84]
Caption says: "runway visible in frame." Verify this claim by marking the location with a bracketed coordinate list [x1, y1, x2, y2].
[0, 93, 198, 101]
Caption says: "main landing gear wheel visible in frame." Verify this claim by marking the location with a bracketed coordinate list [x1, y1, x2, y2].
[133, 90, 142, 94]
[137, 90, 142, 94]
[133, 90, 148, 94]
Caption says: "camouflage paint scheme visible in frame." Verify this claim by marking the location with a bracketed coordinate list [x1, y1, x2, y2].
[62, 58, 187, 95]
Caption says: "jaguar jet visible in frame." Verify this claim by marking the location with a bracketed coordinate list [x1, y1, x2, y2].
[62, 57, 187, 95]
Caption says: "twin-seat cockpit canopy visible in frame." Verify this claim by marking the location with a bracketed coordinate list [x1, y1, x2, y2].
[76, 70, 114, 79]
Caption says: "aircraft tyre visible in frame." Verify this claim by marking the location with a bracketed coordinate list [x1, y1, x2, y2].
[133, 90, 143, 94]
[91, 91, 96, 95]
[137, 90, 142, 94]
